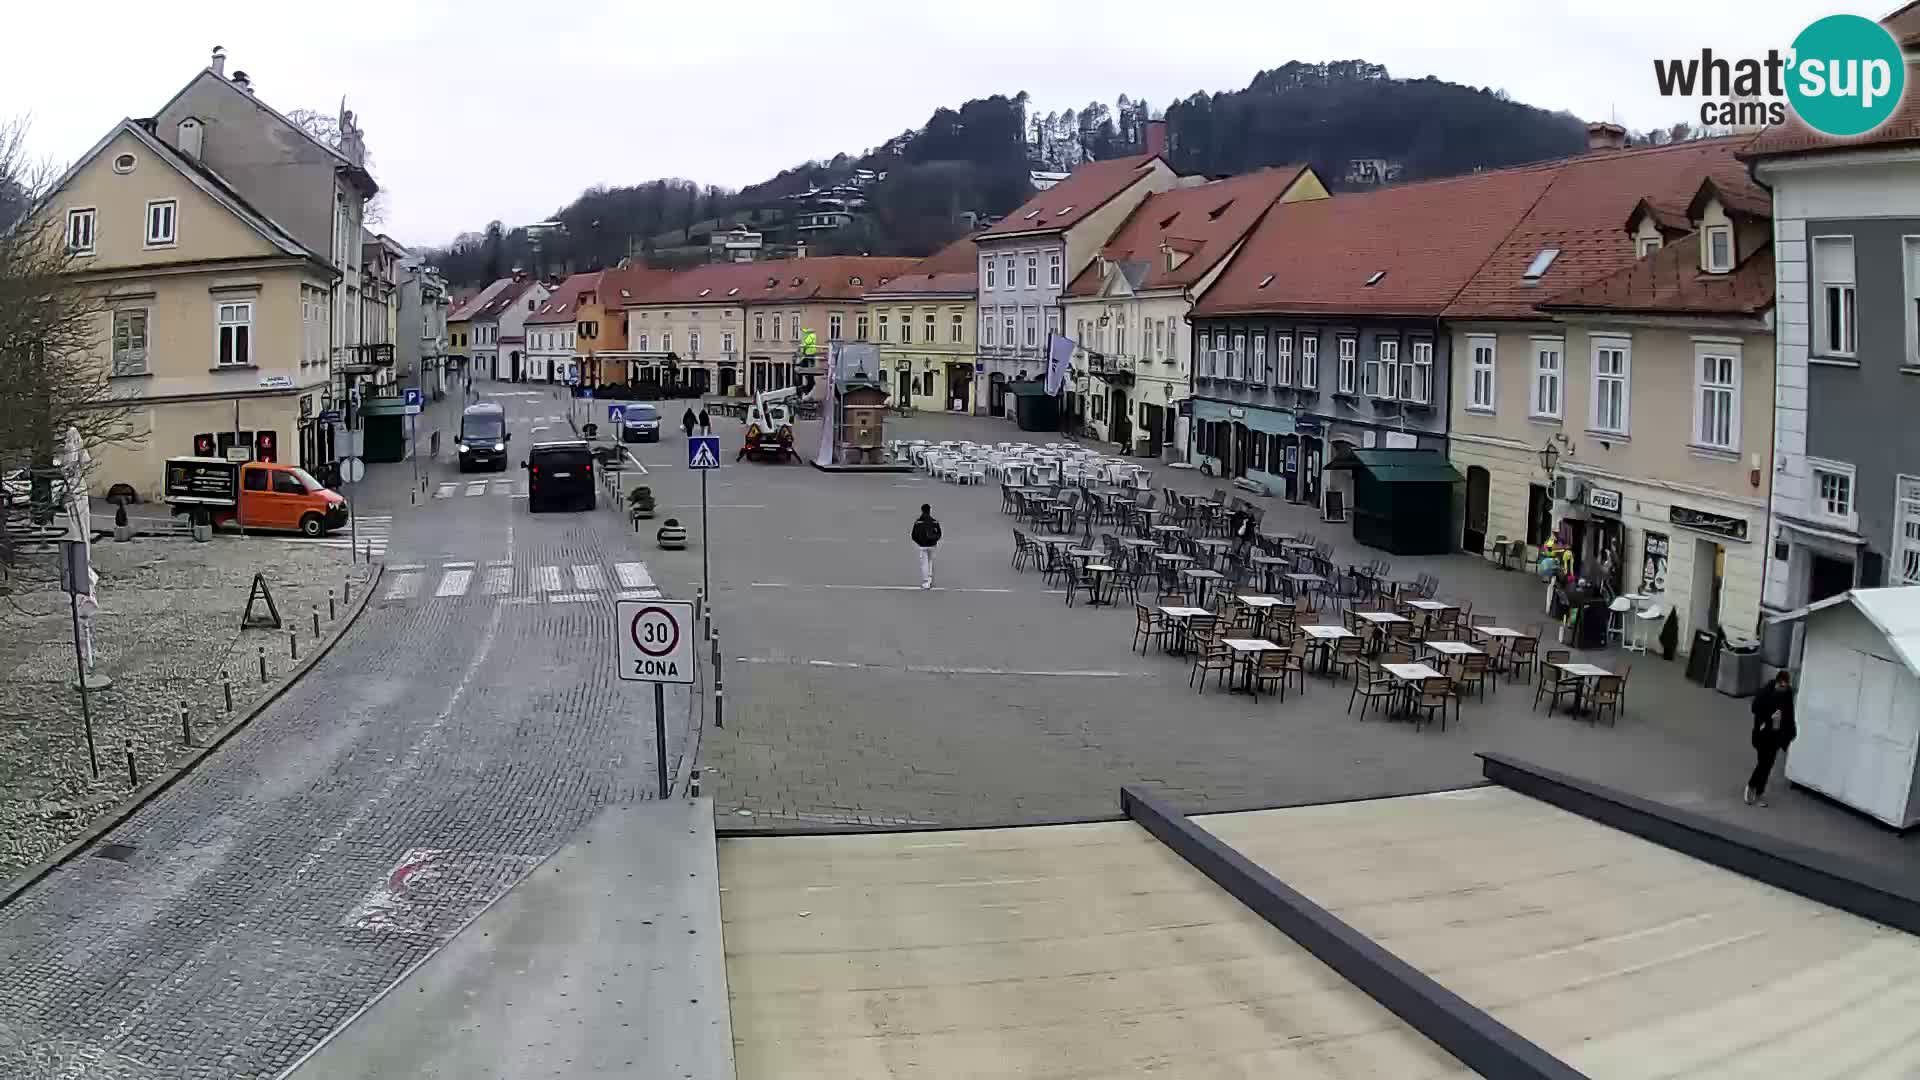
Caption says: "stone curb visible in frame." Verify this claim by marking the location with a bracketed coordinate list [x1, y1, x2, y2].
[0, 561, 387, 911]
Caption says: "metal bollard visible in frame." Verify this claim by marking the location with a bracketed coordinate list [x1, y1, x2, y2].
[180, 703, 194, 747]
[258, 646, 268, 684]
[690, 769, 702, 798]
[125, 740, 139, 788]
[694, 589, 704, 625]
[222, 670, 233, 713]
[329, 589, 337, 621]
[343, 578, 351, 605]
[312, 605, 321, 639]
[715, 687, 724, 731]
[289, 630, 299, 662]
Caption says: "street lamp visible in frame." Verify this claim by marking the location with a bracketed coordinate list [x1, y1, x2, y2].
[1538, 440, 1559, 476]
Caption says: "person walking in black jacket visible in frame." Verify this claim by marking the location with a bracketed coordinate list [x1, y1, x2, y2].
[1746, 670, 1797, 807]
[698, 409, 712, 436]
[681, 408, 697, 438]
[910, 504, 942, 589]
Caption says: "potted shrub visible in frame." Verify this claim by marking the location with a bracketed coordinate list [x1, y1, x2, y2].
[628, 486, 656, 521]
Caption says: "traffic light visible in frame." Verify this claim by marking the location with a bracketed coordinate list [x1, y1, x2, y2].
[193, 433, 216, 457]
[253, 430, 278, 463]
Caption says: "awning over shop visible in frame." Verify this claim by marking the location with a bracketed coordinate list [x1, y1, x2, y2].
[1323, 448, 1462, 484]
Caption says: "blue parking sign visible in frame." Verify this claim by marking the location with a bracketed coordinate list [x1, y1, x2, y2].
[688, 436, 721, 470]
[402, 387, 422, 407]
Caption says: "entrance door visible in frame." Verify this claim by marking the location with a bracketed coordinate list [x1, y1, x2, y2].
[1281, 435, 1300, 501]
[1527, 484, 1552, 546]
[1232, 422, 1251, 478]
[1810, 553, 1854, 604]
[989, 375, 1007, 417]
[1301, 438, 1322, 505]
[1464, 466, 1490, 553]
[1692, 538, 1725, 635]
[949, 367, 972, 412]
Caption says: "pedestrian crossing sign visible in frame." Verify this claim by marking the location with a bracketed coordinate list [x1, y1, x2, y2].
[688, 436, 721, 470]
[607, 405, 626, 425]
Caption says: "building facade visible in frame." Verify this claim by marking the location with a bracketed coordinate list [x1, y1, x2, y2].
[741, 256, 917, 399]
[397, 255, 449, 398]
[974, 141, 1178, 419]
[447, 278, 514, 384]
[1748, 70, 1920, 611]
[620, 261, 753, 397]
[1528, 187, 1777, 648]
[848, 236, 979, 412]
[525, 272, 597, 384]
[37, 119, 336, 498]
[1061, 165, 1327, 457]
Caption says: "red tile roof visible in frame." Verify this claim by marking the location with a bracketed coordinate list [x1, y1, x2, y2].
[1192, 166, 1561, 318]
[1442, 134, 1762, 319]
[1064, 165, 1312, 299]
[977, 154, 1167, 240]
[448, 278, 515, 322]
[600, 265, 674, 307]
[616, 257, 919, 307]
[864, 233, 981, 297]
[526, 272, 602, 325]
[470, 277, 540, 322]
[1743, 61, 1920, 159]
[1539, 235, 1775, 317]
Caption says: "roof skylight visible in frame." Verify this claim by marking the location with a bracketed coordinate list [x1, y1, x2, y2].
[1522, 248, 1562, 280]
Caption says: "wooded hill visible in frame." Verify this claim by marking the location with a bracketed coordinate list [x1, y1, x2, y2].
[422, 60, 1591, 288]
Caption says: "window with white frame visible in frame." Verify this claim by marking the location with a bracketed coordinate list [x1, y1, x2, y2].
[829, 313, 842, 340]
[1467, 335, 1496, 411]
[982, 315, 994, 347]
[1813, 235, 1856, 357]
[1026, 253, 1038, 286]
[1694, 345, 1741, 450]
[1274, 333, 1294, 385]
[1636, 235, 1662, 258]
[1299, 334, 1318, 388]
[689, 330, 700, 355]
[983, 258, 995, 290]
[66, 208, 95, 254]
[1809, 459, 1855, 527]
[1590, 337, 1630, 434]
[1202, 333, 1217, 378]
[111, 308, 148, 376]
[145, 199, 177, 247]
[900, 311, 912, 344]
[754, 314, 764, 340]
[877, 313, 890, 342]
[1046, 308, 1060, 344]
[1231, 332, 1246, 380]
[1048, 251, 1062, 286]
[1705, 225, 1734, 272]
[1251, 333, 1266, 382]
[951, 312, 963, 343]
[1003, 314, 1014, 347]
[1408, 339, 1433, 403]
[722, 331, 734, 354]
[661, 331, 671, 353]
[1908, 237, 1920, 366]
[1167, 321, 1179, 366]
[924, 312, 935, 342]
[1530, 338, 1563, 419]
[1117, 321, 1128, 357]
[1337, 336, 1357, 393]
[790, 314, 800, 340]
[636, 333, 648, 351]
[1025, 313, 1037, 348]
[1367, 338, 1398, 397]
[216, 301, 253, 366]
[1897, 476, 1920, 585]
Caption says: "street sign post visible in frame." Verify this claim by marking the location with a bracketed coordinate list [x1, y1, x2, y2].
[607, 404, 626, 426]
[687, 436, 720, 605]
[617, 598, 695, 797]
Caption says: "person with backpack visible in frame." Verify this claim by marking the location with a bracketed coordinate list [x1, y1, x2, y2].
[910, 503, 942, 589]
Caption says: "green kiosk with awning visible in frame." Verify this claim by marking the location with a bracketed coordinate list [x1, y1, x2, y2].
[1323, 448, 1462, 555]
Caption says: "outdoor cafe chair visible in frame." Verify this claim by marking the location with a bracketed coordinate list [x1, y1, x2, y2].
[1348, 662, 1397, 720]
[1331, 636, 1367, 683]
[1589, 675, 1624, 726]
[1412, 677, 1455, 731]
[1190, 637, 1235, 695]
[1252, 639, 1306, 702]
[1454, 653, 1492, 701]
[1133, 603, 1168, 655]
[1506, 635, 1541, 683]
[1534, 650, 1581, 713]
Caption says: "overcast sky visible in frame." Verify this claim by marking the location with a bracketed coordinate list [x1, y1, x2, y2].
[3, 0, 1841, 249]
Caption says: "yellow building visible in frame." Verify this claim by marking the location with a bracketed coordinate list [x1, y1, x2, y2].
[741, 256, 918, 396]
[31, 118, 336, 498]
[860, 236, 980, 410]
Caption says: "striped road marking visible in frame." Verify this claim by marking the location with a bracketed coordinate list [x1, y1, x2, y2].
[483, 567, 513, 595]
[464, 481, 487, 497]
[613, 562, 653, 590]
[434, 484, 455, 499]
[383, 573, 421, 600]
[535, 566, 563, 592]
[571, 564, 606, 591]
[433, 569, 472, 597]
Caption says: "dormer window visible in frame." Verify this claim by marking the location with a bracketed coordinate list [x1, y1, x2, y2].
[1207, 201, 1233, 221]
[1522, 248, 1561, 280]
[1636, 235, 1662, 258]
[1705, 225, 1733, 273]
[849, 276, 862, 285]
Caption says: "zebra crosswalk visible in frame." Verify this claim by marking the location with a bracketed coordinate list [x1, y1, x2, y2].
[379, 559, 663, 606]
[434, 478, 526, 500]
[303, 514, 391, 556]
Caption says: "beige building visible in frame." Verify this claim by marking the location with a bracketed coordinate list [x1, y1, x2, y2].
[1450, 171, 1776, 647]
[858, 236, 979, 411]
[1061, 165, 1327, 456]
[742, 256, 917, 397]
[36, 119, 336, 498]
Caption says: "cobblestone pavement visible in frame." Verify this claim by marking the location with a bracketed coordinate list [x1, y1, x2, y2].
[0, 385, 694, 1080]
[1, 534, 367, 881]
[634, 410, 1920, 876]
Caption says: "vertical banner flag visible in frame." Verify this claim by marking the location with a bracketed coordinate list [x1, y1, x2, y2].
[1045, 333, 1074, 397]
[814, 341, 840, 468]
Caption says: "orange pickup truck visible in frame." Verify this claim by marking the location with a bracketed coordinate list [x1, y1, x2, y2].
[164, 457, 350, 536]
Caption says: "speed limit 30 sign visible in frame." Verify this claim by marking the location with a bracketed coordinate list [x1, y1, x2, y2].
[616, 599, 695, 684]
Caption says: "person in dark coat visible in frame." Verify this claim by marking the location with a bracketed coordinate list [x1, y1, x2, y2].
[910, 504, 942, 589]
[698, 409, 712, 435]
[1746, 670, 1797, 807]
[681, 408, 697, 438]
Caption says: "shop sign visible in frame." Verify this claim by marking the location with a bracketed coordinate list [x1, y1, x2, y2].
[299, 394, 313, 419]
[1587, 486, 1623, 513]
[1670, 504, 1749, 542]
[1293, 416, 1323, 435]
[1642, 532, 1670, 593]
[1227, 407, 1246, 420]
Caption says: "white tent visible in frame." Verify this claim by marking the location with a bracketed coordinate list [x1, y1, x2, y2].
[1768, 587, 1920, 827]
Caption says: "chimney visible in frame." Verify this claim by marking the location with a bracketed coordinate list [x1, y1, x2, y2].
[1586, 121, 1628, 152]
[210, 46, 226, 77]
[231, 70, 253, 94]
[795, 240, 807, 260]
[1144, 119, 1167, 159]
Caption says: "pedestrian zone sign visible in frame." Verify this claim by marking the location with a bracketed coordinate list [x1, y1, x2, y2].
[616, 599, 694, 684]
[607, 404, 626, 425]
[688, 436, 721, 470]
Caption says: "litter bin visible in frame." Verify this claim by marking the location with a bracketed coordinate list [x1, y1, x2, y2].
[1716, 635, 1763, 697]
[1685, 630, 1719, 685]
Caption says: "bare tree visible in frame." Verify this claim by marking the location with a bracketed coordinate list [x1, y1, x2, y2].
[0, 116, 139, 561]
[286, 107, 386, 225]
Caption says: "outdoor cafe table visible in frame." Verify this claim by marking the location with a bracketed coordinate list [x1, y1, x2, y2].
[1220, 638, 1283, 695]
[1382, 662, 1446, 717]
[1158, 606, 1212, 655]
[1353, 610, 1408, 624]
[1150, 524, 1185, 537]
[1067, 547, 1101, 561]
[1154, 552, 1195, 566]
[1407, 599, 1456, 613]
[1250, 554, 1291, 591]
[1471, 625, 1525, 668]
[1194, 538, 1232, 553]
[1552, 662, 1613, 715]
[1119, 537, 1158, 550]
[1181, 567, 1226, 606]
[1237, 594, 1285, 635]
[1298, 624, 1355, 674]
[1082, 563, 1116, 606]
[1424, 639, 1483, 674]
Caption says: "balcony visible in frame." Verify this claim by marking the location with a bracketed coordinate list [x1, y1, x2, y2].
[1086, 351, 1135, 384]
[339, 342, 394, 375]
